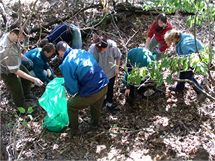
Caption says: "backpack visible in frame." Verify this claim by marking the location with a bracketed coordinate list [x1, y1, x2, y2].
[47, 23, 82, 49]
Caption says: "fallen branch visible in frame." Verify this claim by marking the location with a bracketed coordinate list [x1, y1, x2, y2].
[30, 4, 101, 33]
[175, 78, 215, 101]
[114, 2, 194, 15]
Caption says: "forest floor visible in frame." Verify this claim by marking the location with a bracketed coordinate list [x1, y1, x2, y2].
[1, 1, 215, 161]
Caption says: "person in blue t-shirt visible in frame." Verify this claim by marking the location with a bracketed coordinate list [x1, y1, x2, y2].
[24, 43, 56, 83]
[164, 29, 204, 95]
[124, 47, 157, 105]
[56, 41, 109, 135]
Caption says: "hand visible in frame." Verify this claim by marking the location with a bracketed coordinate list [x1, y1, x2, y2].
[47, 69, 52, 77]
[172, 74, 178, 81]
[33, 78, 44, 86]
[125, 89, 130, 97]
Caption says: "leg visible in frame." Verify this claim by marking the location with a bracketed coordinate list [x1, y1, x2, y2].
[68, 105, 79, 132]
[148, 36, 159, 52]
[185, 71, 203, 94]
[90, 94, 105, 126]
[175, 71, 187, 90]
[1, 73, 25, 107]
[190, 77, 203, 94]
[68, 86, 108, 131]
[19, 65, 32, 97]
[67, 96, 85, 132]
[106, 76, 115, 105]
[126, 86, 135, 105]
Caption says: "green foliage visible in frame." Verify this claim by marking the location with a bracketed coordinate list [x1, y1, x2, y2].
[17, 106, 34, 127]
[27, 106, 34, 114]
[127, 67, 148, 85]
[126, 49, 211, 87]
[143, 0, 213, 28]
[18, 107, 26, 114]
[17, 106, 34, 114]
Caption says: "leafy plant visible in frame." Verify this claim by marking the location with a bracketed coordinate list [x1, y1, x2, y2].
[126, 49, 211, 87]
[17, 106, 34, 127]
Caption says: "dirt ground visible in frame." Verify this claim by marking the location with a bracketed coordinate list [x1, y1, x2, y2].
[0, 1, 215, 160]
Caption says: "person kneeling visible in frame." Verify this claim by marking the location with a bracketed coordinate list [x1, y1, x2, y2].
[23, 43, 56, 84]
[124, 47, 157, 106]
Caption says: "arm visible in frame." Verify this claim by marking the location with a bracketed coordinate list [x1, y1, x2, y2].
[145, 22, 156, 48]
[124, 62, 132, 96]
[15, 69, 43, 86]
[113, 46, 122, 78]
[145, 37, 151, 48]
[33, 58, 50, 82]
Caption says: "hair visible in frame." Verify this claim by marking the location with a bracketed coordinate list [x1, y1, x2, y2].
[56, 41, 69, 54]
[94, 36, 108, 49]
[164, 29, 181, 45]
[42, 43, 55, 53]
[9, 23, 29, 36]
[38, 38, 49, 48]
[157, 13, 167, 23]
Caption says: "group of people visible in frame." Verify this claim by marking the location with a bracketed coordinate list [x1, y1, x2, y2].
[0, 13, 205, 135]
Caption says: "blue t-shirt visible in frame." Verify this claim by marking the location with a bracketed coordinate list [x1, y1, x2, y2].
[128, 47, 156, 67]
[176, 33, 204, 56]
[25, 48, 51, 82]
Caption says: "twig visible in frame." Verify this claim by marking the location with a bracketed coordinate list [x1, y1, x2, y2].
[6, 144, 13, 161]
[82, 13, 110, 30]
[137, 77, 151, 90]
[16, 142, 27, 160]
[0, 0, 7, 26]
[206, 1, 215, 86]
[125, 30, 139, 46]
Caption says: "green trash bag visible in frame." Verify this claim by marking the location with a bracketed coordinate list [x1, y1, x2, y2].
[39, 77, 69, 132]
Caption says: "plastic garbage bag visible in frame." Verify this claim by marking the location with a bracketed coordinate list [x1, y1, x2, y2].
[39, 77, 69, 132]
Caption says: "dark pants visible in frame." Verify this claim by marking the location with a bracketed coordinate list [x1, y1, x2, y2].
[106, 76, 115, 104]
[68, 86, 108, 131]
[1, 65, 31, 107]
[126, 85, 154, 105]
[176, 70, 203, 94]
